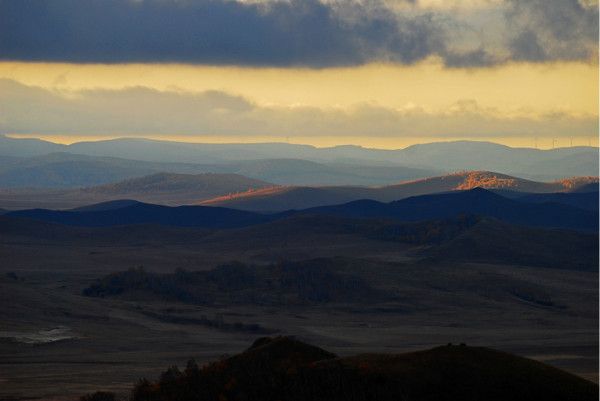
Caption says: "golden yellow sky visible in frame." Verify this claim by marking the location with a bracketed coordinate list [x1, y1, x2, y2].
[1, 58, 598, 149]
[1, 59, 596, 116]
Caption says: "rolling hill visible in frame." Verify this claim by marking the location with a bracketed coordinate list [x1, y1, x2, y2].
[201, 171, 599, 211]
[105, 336, 597, 401]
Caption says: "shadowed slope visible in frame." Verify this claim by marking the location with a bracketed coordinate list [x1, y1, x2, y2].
[3, 212, 595, 270]
[299, 188, 598, 232]
[517, 191, 599, 211]
[422, 218, 599, 270]
[6, 202, 272, 228]
[5, 188, 597, 232]
[70, 199, 141, 212]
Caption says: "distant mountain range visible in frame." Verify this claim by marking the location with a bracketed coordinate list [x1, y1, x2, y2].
[6, 188, 597, 232]
[0, 152, 157, 188]
[202, 171, 598, 211]
[1, 135, 597, 181]
[0, 170, 275, 209]
[0, 150, 439, 189]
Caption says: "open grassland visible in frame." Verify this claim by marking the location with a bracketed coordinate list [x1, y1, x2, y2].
[0, 220, 597, 400]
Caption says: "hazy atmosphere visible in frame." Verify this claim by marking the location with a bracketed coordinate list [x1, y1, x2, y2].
[0, 0, 598, 148]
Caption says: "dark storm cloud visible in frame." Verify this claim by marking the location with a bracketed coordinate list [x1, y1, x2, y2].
[0, 0, 442, 67]
[0, 0, 596, 67]
[441, 49, 498, 68]
[505, 0, 599, 62]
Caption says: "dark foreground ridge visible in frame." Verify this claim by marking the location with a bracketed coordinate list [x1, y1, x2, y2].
[84, 336, 598, 401]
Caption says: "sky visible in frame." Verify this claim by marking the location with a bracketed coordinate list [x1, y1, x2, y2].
[0, 0, 598, 149]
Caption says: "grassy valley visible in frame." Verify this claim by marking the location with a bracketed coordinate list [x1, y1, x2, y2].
[0, 208, 598, 398]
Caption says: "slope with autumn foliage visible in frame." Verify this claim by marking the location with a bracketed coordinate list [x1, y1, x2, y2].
[200, 171, 598, 211]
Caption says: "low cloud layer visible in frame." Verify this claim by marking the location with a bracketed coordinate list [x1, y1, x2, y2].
[0, 0, 596, 67]
[0, 79, 595, 139]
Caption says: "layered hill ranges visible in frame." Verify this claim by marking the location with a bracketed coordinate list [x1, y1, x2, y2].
[0, 136, 598, 400]
[0, 135, 597, 210]
[0, 168, 597, 212]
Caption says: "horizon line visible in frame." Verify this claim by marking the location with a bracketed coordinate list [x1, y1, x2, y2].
[3, 133, 599, 151]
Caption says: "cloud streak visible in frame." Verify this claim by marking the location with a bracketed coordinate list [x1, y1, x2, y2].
[0, 0, 596, 67]
[0, 79, 595, 139]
